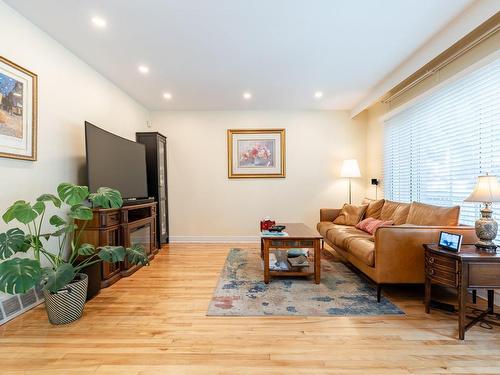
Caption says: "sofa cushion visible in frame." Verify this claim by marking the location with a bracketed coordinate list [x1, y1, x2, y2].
[333, 203, 368, 226]
[380, 200, 410, 225]
[317, 221, 335, 237]
[406, 202, 460, 226]
[362, 198, 385, 219]
[326, 225, 372, 248]
[345, 237, 375, 267]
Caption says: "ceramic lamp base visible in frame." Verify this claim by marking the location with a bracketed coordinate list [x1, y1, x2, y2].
[474, 204, 498, 253]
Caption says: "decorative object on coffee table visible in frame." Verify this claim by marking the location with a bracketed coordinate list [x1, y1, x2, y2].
[261, 223, 321, 284]
[340, 159, 361, 204]
[227, 128, 285, 178]
[424, 243, 500, 340]
[464, 173, 500, 252]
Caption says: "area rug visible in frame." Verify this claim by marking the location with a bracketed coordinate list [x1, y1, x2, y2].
[207, 248, 404, 316]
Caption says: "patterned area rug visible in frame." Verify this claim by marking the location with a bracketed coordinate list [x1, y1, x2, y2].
[207, 248, 404, 316]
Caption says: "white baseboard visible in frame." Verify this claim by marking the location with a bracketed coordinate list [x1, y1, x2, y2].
[169, 235, 260, 243]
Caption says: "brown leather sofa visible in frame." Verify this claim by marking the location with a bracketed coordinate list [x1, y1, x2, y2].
[317, 199, 478, 302]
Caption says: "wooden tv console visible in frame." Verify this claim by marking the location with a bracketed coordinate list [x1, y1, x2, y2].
[77, 202, 158, 295]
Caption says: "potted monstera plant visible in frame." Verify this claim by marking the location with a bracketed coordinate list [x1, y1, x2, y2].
[0, 182, 149, 325]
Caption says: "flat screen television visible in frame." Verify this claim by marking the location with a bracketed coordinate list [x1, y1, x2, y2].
[85, 121, 148, 200]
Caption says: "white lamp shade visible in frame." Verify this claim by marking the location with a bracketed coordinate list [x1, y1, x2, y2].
[341, 159, 361, 178]
[464, 174, 500, 203]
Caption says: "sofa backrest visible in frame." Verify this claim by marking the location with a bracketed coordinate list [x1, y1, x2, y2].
[379, 200, 411, 225]
[405, 201, 460, 226]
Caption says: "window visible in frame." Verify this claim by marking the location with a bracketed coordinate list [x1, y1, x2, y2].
[384, 57, 500, 225]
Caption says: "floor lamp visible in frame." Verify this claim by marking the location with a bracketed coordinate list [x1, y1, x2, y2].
[341, 159, 361, 204]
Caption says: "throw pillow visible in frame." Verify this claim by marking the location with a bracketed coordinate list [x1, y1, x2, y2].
[355, 217, 376, 232]
[333, 204, 368, 226]
[362, 198, 385, 219]
[365, 219, 394, 235]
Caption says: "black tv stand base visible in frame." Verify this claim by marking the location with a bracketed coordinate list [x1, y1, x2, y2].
[122, 197, 155, 206]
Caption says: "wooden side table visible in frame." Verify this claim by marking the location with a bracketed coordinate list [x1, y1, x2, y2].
[261, 223, 322, 284]
[423, 244, 500, 340]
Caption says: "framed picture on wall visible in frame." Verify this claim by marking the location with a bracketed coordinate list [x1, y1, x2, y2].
[227, 128, 285, 178]
[0, 56, 37, 161]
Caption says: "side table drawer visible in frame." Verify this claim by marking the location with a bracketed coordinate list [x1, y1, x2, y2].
[426, 253, 457, 272]
[468, 263, 500, 287]
[426, 265, 457, 287]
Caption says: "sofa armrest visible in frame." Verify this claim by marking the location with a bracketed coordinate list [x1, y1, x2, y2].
[320, 208, 341, 222]
[373, 225, 477, 284]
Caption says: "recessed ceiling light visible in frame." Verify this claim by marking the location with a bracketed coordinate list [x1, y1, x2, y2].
[163, 92, 172, 100]
[243, 92, 252, 100]
[138, 65, 149, 74]
[91, 16, 107, 28]
[314, 91, 323, 99]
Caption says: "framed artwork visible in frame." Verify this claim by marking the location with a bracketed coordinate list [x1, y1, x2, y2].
[0, 56, 37, 161]
[227, 128, 285, 178]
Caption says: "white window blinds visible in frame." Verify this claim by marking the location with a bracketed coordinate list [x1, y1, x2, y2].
[384, 57, 500, 226]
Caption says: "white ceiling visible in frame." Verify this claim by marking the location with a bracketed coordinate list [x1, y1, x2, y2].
[5, 0, 473, 111]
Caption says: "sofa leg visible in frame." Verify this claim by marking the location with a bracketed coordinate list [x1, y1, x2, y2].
[377, 285, 382, 303]
[472, 289, 477, 304]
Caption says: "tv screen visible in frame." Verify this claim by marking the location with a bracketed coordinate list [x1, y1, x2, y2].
[85, 121, 148, 199]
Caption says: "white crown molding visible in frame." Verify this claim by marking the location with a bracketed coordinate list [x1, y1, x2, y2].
[350, 0, 499, 118]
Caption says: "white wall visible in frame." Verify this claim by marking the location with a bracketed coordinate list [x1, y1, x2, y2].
[151, 110, 367, 241]
[0, 1, 150, 233]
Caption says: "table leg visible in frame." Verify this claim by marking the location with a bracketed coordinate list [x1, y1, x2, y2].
[263, 240, 270, 284]
[425, 276, 431, 314]
[314, 239, 321, 284]
[458, 267, 468, 340]
[488, 290, 495, 314]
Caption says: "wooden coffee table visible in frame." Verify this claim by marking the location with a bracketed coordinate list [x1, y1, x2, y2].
[261, 223, 322, 284]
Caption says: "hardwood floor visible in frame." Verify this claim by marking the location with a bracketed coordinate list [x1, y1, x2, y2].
[1, 243, 500, 374]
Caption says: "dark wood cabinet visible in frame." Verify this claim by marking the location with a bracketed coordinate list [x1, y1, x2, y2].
[136, 132, 169, 245]
[77, 202, 157, 298]
[424, 244, 500, 340]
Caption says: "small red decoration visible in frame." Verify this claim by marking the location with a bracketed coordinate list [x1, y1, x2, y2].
[260, 218, 276, 231]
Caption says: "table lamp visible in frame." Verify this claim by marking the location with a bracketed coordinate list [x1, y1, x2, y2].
[464, 173, 500, 252]
[341, 159, 361, 204]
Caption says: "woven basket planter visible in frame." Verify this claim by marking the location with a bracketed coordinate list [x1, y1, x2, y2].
[43, 273, 88, 325]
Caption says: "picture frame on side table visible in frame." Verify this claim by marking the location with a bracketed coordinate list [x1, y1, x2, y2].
[227, 128, 285, 178]
[0, 56, 37, 161]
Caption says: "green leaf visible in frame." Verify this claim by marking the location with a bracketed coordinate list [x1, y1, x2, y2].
[126, 244, 149, 266]
[0, 228, 26, 259]
[2, 201, 39, 224]
[69, 204, 93, 221]
[49, 214, 66, 227]
[37, 194, 61, 208]
[26, 234, 43, 249]
[89, 187, 123, 209]
[50, 223, 77, 237]
[77, 243, 95, 256]
[98, 246, 125, 263]
[41, 263, 76, 293]
[32, 201, 45, 215]
[0, 258, 42, 294]
[57, 183, 89, 206]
